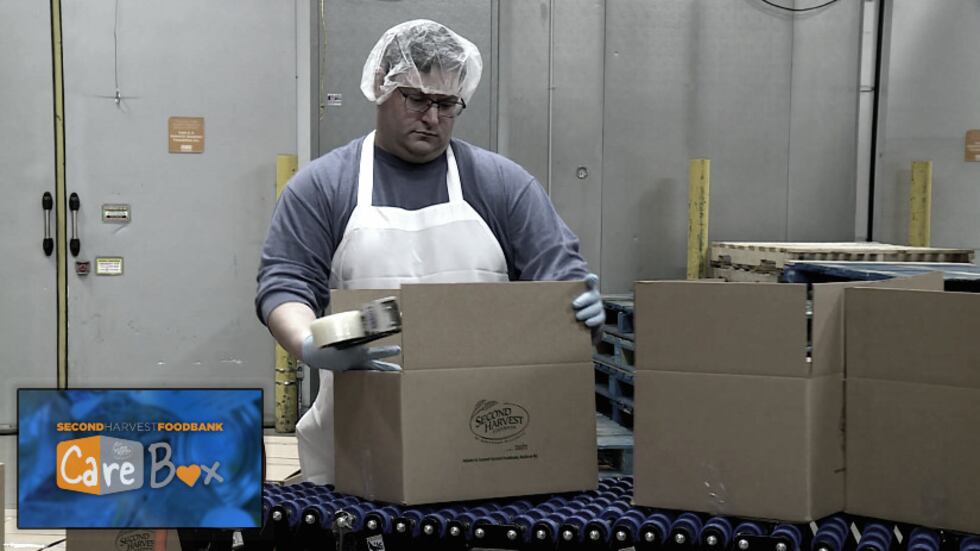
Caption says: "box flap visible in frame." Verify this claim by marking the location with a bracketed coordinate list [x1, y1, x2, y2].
[634, 281, 806, 376]
[846, 287, 980, 388]
[810, 272, 945, 376]
[399, 282, 592, 370]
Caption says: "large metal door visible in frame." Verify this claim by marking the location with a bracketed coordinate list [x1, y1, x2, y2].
[600, 1, 862, 291]
[60, 0, 298, 423]
[873, 1, 980, 253]
[0, 0, 57, 507]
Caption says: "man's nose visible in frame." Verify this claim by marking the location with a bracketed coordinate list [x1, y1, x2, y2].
[421, 104, 440, 124]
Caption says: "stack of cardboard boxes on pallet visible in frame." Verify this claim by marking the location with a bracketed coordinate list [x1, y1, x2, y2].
[629, 271, 980, 534]
[711, 241, 975, 283]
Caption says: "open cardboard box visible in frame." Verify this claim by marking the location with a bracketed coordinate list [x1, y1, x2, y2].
[632, 273, 942, 521]
[332, 281, 597, 504]
[845, 286, 980, 533]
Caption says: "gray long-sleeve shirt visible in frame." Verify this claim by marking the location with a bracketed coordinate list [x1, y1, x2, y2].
[255, 136, 590, 324]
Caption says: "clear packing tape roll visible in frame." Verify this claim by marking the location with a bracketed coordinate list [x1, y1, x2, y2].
[310, 297, 402, 349]
[311, 311, 366, 349]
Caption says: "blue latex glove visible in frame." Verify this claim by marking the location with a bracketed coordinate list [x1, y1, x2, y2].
[301, 335, 401, 372]
[572, 273, 605, 334]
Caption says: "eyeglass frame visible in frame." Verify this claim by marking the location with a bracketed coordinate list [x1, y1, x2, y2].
[398, 89, 466, 118]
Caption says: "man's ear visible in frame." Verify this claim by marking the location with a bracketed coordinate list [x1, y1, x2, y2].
[374, 69, 386, 100]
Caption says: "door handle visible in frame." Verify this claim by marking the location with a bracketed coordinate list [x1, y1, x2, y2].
[69, 192, 80, 257]
[42, 192, 53, 256]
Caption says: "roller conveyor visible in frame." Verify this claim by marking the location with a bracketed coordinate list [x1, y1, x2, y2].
[228, 478, 980, 551]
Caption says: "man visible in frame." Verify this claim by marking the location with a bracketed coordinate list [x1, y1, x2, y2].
[255, 20, 604, 485]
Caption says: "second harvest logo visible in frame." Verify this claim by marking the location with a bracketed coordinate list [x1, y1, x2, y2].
[469, 400, 530, 443]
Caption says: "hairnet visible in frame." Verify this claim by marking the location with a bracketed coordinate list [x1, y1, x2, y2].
[361, 19, 482, 106]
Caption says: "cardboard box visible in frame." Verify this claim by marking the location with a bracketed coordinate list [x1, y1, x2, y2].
[632, 273, 942, 521]
[264, 435, 301, 484]
[66, 529, 181, 551]
[846, 287, 980, 533]
[333, 282, 597, 504]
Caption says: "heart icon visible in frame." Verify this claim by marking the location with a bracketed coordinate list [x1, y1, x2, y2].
[176, 465, 201, 487]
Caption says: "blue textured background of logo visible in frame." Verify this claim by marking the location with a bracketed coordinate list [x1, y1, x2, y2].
[18, 389, 263, 528]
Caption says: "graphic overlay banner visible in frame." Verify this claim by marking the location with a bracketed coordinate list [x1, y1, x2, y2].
[18, 389, 262, 529]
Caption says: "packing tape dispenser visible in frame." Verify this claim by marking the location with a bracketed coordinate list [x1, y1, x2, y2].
[310, 296, 402, 349]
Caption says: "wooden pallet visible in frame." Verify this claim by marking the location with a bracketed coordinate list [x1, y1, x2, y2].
[594, 361, 634, 429]
[602, 297, 635, 336]
[594, 297, 636, 429]
[711, 242, 975, 281]
[595, 333, 634, 372]
[596, 413, 633, 476]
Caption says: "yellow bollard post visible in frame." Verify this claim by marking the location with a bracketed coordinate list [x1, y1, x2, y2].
[274, 154, 299, 433]
[908, 160, 932, 247]
[687, 159, 711, 280]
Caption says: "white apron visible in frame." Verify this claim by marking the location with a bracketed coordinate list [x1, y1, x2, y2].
[296, 131, 508, 484]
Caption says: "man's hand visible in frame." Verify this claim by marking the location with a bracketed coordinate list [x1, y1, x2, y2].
[301, 335, 402, 372]
[572, 274, 605, 340]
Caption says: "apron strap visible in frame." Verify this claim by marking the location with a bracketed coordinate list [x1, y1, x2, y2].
[446, 143, 464, 204]
[357, 131, 376, 206]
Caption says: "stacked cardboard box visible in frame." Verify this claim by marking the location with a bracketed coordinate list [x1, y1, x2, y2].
[333, 282, 598, 505]
[845, 287, 980, 533]
[632, 274, 942, 521]
[66, 529, 181, 550]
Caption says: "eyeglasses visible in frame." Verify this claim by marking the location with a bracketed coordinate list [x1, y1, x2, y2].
[399, 90, 466, 118]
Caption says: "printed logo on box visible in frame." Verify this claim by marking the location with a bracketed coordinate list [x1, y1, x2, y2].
[115, 530, 157, 551]
[469, 400, 530, 443]
[365, 534, 386, 551]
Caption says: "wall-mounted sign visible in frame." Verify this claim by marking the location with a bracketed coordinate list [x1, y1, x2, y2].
[966, 130, 980, 162]
[102, 204, 131, 224]
[168, 117, 205, 154]
[325, 93, 343, 107]
[95, 257, 124, 276]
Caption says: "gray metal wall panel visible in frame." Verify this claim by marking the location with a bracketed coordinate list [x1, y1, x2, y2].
[602, 1, 794, 292]
[787, 0, 862, 241]
[316, 0, 493, 156]
[496, 0, 550, 186]
[875, 1, 980, 253]
[1, 435, 14, 507]
[61, 0, 297, 423]
[0, 0, 57, 428]
[550, 0, 604, 274]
